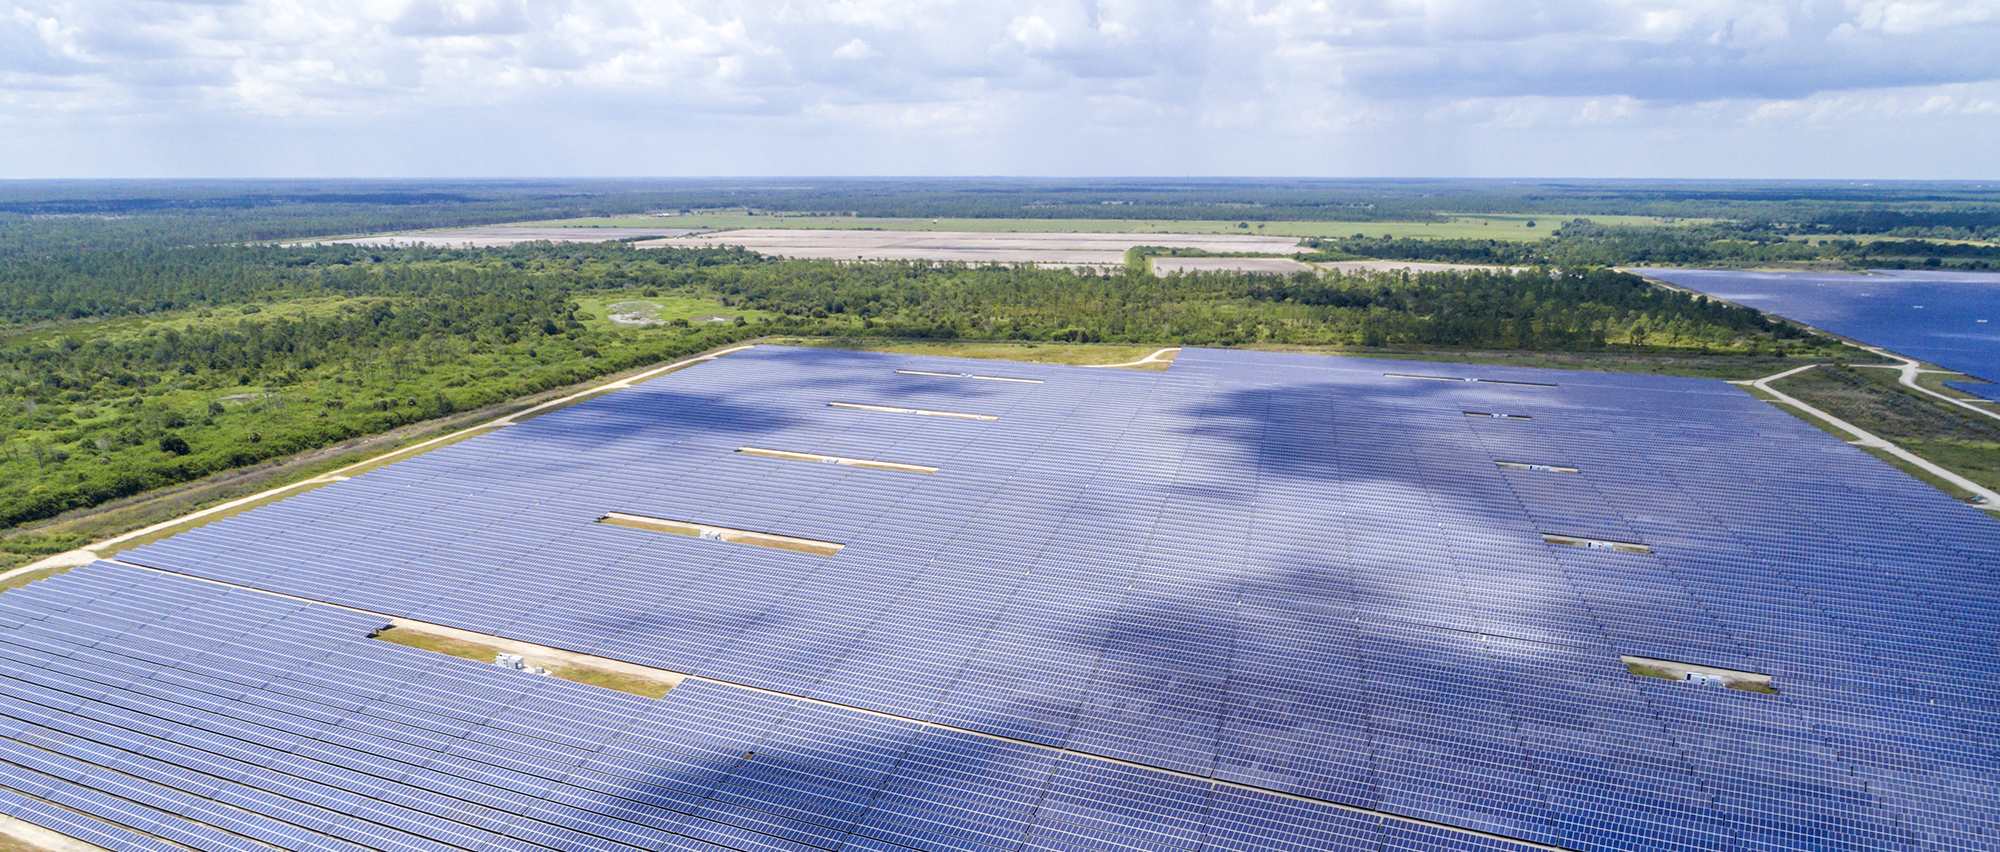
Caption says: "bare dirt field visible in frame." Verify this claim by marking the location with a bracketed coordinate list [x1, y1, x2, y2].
[1153, 257, 1319, 276]
[1315, 259, 1527, 275]
[636, 229, 1306, 265]
[305, 227, 702, 248]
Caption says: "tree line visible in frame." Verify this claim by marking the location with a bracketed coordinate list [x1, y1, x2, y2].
[1302, 219, 2000, 270]
[705, 260, 1805, 350]
[13, 179, 1995, 260]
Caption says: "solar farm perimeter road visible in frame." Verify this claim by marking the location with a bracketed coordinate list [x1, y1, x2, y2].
[1641, 268, 2000, 382]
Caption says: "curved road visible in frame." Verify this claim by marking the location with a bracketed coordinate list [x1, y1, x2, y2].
[1087, 347, 1182, 369]
[1849, 346, 2000, 423]
[1737, 364, 2000, 509]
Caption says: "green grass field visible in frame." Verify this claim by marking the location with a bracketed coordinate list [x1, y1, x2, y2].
[374, 627, 674, 698]
[1902, 440, 2000, 493]
[511, 214, 1698, 242]
[1771, 365, 2000, 444]
[574, 294, 770, 332]
[1784, 233, 2000, 248]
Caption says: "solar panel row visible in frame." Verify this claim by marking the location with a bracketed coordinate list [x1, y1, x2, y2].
[76, 345, 2000, 851]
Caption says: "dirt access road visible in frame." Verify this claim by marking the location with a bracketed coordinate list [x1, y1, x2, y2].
[305, 227, 701, 248]
[638, 229, 1306, 266]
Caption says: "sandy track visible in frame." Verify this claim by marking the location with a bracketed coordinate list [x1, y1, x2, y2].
[1153, 257, 1319, 275]
[637, 229, 1305, 264]
[1315, 259, 1527, 275]
[306, 227, 702, 248]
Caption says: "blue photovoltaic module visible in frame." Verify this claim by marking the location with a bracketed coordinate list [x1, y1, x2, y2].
[1, 345, 1993, 852]
[1640, 268, 2000, 383]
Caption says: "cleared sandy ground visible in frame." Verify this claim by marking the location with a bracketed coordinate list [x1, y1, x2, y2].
[637, 229, 1305, 265]
[1154, 257, 1524, 276]
[1316, 259, 1527, 275]
[1153, 257, 1320, 276]
[306, 227, 701, 248]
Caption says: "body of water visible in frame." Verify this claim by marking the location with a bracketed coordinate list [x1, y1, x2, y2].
[1643, 268, 2000, 383]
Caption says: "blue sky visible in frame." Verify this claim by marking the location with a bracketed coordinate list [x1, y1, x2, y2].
[4, 0, 1998, 179]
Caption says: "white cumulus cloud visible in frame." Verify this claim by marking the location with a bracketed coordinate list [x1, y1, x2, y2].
[0, 0, 1994, 177]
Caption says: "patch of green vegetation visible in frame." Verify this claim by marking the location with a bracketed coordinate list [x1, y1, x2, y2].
[546, 665, 674, 699]
[1768, 394, 1871, 442]
[1761, 365, 2000, 503]
[1770, 365, 2000, 444]
[573, 292, 770, 331]
[1784, 233, 2000, 248]
[1902, 440, 2000, 494]
[0, 528, 84, 562]
[374, 625, 498, 661]
[374, 627, 674, 699]
[1776, 364, 2000, 496]
[9, 296, 383, 348]
[1627, 662, 1679, 681]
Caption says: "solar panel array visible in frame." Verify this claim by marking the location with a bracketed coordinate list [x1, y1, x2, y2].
[11, 344, 1992, 852]
[1639, 268, 2000, 383]
[1, 561, 1525, 852]
[1943, 381, 2000, 403]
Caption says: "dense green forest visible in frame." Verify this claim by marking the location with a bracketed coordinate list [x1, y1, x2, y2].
[716, 260, 1802, 349]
